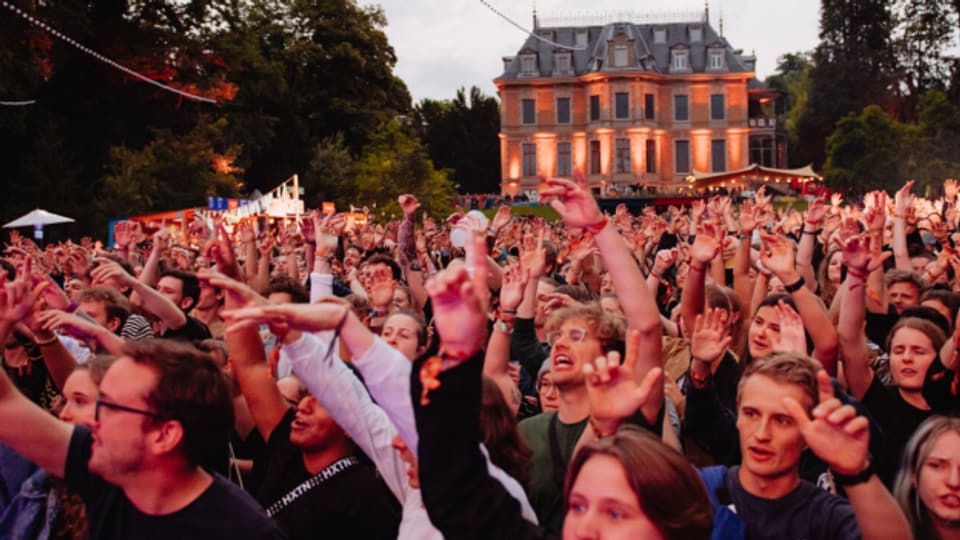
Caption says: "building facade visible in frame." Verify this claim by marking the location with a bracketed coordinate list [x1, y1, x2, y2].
[495, 14, 785, 196]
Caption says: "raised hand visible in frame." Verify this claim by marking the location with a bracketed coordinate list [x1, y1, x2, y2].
[759, 232, 797, 281]
[739, 201, 761, 235]
[519, 228, 547, 278]
[425, 233, 489, 361]
[114, 221, 133, 249]
[222, 302, 348, 334]
[830, 192, 843, 209]
[772, 300, 806, 355]
[499, 264, 529, 312]
[90, 258, 137, 288]
[755, 186, 771, 207]
[783, 370, 870, 475]
[198, 268, 267, 307]
[583, 329, 664, 434]
[490, 204, 512, 234]
[945, 178, 958, 201]
[36, 310, 106, 341]
[841, 234, 890, 276]
[690, 307, 732, 364]
[894, 180, 915, 218]
[398, 194, 420, 216]
[805, 196, 828, 225]
[690, 221, 722, 266]
[652, 248, 678, 277]
[540, 171, 604, 229]
[0, 258, 41, 323]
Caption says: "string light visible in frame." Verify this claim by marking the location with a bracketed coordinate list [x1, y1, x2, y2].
[0, 0, 217, 104]
[479, 0, 587, 51]
[0, 100, 36, 106]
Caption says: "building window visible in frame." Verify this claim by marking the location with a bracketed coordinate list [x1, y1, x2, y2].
[557, 142, 572, 176]
[645, 140, 656, 173]
[750, 137, 775, 167]
[675, 141, 690, 173]
[710, 94, 725, 120]
[672, 50, 688, 71]
[653, 28, 666, 44]
[522, 99, 536, 125]
[709, 50, 725, 70]
[555, 53, 572, 75]
[615, 92, 630, 119]
[644, 94, 655, 120]
[674, 95, 689, 122]
[520, 54, 537, 75]
[590, 95, 600, 121]
[557, 98, 571, 124]
[615, 139, 631, 173]
[522, 143, 537, 176]
[590, 140, 601, 174]
[690, 26, 702, 42]
[576, 29, 588, 48]
[614, 45, 628, 67]
[711, 139, 726, 172]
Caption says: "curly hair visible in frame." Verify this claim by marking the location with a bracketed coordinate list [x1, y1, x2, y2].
[545, 303, 626, 355]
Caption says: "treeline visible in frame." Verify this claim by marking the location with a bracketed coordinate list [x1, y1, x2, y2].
[768, 0, 960, 193]
[0, 0, 500, 235]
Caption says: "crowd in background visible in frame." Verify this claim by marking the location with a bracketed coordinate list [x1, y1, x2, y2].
[0, 175, 958, 539]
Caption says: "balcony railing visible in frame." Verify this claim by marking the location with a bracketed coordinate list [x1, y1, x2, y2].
[748, 117, 778, 128]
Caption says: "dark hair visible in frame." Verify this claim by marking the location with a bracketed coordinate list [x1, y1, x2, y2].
[899, 306, 950, 338]
[361, 253, 402, 281]
[885, 269, 925, 292]
[159, 269, 201, 313]
[886, 317, 946, 361]
[481, 377, 532, 489]
[920, 289, 960, 326]
[264, 276, 309, 304]
[77, 286, 131, 330]
[74, 354, 119, 387]
[737, 352, 823, 413]
[555, 284, 597, 304]
[122, 339, 234, 468]
[564, 426, 713, 540]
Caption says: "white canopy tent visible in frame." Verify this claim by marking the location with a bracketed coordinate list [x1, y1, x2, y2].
[3, 209, 76, 242]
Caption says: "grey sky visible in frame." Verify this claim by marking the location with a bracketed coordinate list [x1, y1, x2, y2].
[360, 0, 821, 103]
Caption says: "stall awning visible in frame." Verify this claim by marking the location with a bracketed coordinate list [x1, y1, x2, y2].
[689, 164, 821, 192]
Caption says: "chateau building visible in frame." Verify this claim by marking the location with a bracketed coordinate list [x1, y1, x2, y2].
[495, 11, 785, 196]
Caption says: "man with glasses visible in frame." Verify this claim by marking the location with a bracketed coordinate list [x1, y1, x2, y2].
[0, 273, 286, 540]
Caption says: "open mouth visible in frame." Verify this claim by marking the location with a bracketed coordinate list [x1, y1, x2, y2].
[900, 368, 918, 378]
[553, 354, 573, 370]
[291, 418, 309, 430]
[941, 494, 960, 508]
[747, 446, 775, 462]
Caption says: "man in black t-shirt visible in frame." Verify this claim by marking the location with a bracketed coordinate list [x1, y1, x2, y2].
[0, 300, 285, 540]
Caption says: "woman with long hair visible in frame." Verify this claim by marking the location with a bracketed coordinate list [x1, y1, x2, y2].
[894, 415, 960, 539]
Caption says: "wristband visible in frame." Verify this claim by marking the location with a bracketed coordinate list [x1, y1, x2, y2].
[650, 269, 663, 281]
[802, 228, 822, 236]
[832, 460, 874, 487]
[846, 267, 868, 280]
[583, 216, 608, 236]
[689, 263, 707, 273]
[783, 276, 806, 293]
[35, 335, 58, 346]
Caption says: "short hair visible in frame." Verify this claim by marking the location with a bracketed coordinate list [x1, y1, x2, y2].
[555, 284, 597, 304]
[899, 306, 950, 337]
[73, 354, 118, 387]
[886, 317, 946, 356]
[545, 303, 626, 356]
[885, 269, 924, 292]
[737, 352, 823, 413]
[160, 269, 201, 312]
[264, 276, 309, 304]
[893, 415, 960, 537]
[122, 339, 233, 468]
[920, 289, 960, 322]
[344, 293, 372, 320]
[705, 284, 733, 312]
[564, 426, 714, 540]
[360, 253, 402, 281]
[76, 286, 132, 328]
[384, 309, 428, 347]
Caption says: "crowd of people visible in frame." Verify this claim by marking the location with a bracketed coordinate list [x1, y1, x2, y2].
[0, 173, 958, 539]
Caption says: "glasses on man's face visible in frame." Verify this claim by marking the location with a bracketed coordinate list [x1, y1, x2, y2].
[95, 399, 167, 423]
[546, 327, 590, 347]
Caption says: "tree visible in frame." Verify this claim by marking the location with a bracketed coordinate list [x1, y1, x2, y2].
[414, 86, 501, 194]
[823, 105, 906, 193]
[303, 133, 354, 209]
[894, 0, 957, 118]
[351, 122, 456, 220]
[765, 52, 814, 167]
[796, 0, 898, 168]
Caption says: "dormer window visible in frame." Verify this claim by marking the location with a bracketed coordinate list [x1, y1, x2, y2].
[690, 26, 702, 43]
[520, 53, 538, 76]
[671, 49, 689, 72]
[707, 49, 726, 71]
[575, 29, 588, 48]
[614, 45, 628, 67]
[554, 52, 572, 75]
[653, 28, 666, 44]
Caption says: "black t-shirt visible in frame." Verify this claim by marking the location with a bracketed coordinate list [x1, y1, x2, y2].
[861, 375, 931, 485]
[160, 316, 212, 341]
[3, 345, 59, 410]
[255, 409, 400, 540]
[724, 466, 860, 540]
[865, 307, 899, 350]
[65, 426, 286, 540]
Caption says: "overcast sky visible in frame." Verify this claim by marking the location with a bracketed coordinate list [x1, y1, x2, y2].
[360, 0, 821, 103]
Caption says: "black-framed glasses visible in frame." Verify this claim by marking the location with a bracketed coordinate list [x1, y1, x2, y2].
[95, 399, 167, 423]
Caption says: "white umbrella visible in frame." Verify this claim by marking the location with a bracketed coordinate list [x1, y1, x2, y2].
[3, 208, 75, 228]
